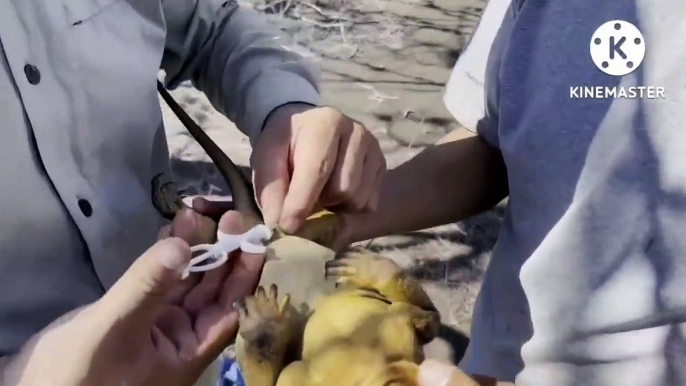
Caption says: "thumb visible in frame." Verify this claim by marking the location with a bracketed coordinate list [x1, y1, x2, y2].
[98, 237, 192, 327]
[418, 360, 484, 386]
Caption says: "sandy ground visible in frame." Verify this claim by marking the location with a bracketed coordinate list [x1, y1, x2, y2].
[161, 0, 503, 364]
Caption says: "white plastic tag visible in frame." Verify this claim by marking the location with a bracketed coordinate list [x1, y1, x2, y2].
[183, 224, 272, 278]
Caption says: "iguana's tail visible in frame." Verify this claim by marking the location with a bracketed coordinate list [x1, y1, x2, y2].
[156, 81, 264, 228]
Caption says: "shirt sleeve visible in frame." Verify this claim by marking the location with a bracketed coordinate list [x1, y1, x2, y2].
[442, 0, 515, 148]
[160, 0, 321, 145]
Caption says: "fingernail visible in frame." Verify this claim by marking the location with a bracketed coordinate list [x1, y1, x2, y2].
[261, 209, 276, 229]
[418, 360, 455, 386]
[279, 216, 299, 234]
[156, 238, 190, 273]
[264, 214, 278, 229]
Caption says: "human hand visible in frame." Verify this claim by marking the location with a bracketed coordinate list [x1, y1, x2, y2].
[252, 104, 386, 233]
[418, 359, 515, 386]
[156, 195, 234, 246]
[3, 211, 264, 386]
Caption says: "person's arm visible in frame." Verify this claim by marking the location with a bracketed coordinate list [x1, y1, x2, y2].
[160, 0, 320, 145]
[339, 0, 516, 245]
[342, 126, 508, 244]
[159, 1, 390, 233]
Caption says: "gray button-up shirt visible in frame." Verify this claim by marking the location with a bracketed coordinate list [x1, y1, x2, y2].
[0, 0, 319, 355]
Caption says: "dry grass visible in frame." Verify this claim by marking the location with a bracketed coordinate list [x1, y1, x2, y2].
[163, 0, 501, 364]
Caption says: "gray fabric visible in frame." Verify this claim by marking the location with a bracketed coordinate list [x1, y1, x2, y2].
[0, 38, 104, 357]
[447, 0, 686, 385]
[0, 0, 319, 356]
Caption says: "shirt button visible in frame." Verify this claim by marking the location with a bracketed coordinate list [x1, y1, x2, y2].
[24, 64, 41, 85]
[78, 199, 93, 217]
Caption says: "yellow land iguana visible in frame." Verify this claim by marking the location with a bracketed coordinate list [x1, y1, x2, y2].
[157, 82, 504, 386]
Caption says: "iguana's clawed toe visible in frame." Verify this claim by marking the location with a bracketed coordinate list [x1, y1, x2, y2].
[325, 249, 402, 290]
[237, 285, 294, 354]
[324, 259, 357, 278]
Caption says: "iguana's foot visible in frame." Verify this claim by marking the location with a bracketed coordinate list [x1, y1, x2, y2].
[326, 247, 440, 334]
[151, 176, 186, 220]
[236, 284, 295, 360]
[325, 247, 402, 291]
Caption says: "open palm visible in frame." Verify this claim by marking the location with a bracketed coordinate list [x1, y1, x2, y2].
[147, 208, 264, 385]
[3, 207, 263, 386]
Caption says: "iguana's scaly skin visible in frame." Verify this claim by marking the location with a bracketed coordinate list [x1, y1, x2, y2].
[235, 249, 444, 386]
[269, 208, 344, 249]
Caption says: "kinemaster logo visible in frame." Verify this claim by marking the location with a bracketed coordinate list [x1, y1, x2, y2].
[570, 20, 665, 100]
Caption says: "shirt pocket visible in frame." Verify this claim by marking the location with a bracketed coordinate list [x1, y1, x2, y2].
[63, 0, 124, 26]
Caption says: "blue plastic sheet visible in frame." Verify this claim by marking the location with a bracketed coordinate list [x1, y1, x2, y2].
[217, 355, 245, 386]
